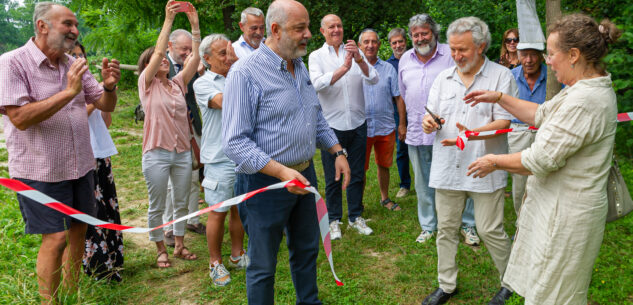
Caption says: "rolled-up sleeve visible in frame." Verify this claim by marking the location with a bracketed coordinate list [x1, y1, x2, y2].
[308, 52, 333, 92]
[222, 69, 272, 174]
[521, 104, 594, 178]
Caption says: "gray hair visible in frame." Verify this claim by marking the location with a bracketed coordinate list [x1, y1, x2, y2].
[358, 28, 379, 44]
[446, 16, 491, 53]
[169, 29, 192, 43]
[240, 7, 264, 24]
[265, 1, 289, 37]
[199, 34, 230, 68]
[33, 2, 58, 36]
[388, 28, 406, 43]
[408, 14, 440, 40]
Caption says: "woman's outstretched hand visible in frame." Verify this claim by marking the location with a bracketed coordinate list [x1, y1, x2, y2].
[463, 90, 500, 107]
[185, 3, 199, 28]
[165, 0, 179, 21]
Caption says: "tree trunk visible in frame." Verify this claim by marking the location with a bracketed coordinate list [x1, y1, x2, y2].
[545, 0, 562, 100]
[222, 4, 235, 34]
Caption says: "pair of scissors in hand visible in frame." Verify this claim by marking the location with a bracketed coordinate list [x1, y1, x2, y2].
[424, 106, 444, 130]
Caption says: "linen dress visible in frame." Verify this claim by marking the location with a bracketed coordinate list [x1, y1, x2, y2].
[503, 75, 617, 305]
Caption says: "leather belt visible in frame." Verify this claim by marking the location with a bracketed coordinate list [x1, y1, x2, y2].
[286, 160, 311, 172]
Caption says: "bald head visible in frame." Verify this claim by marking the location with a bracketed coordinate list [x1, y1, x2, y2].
[320, 14, 343, 47]
[265, 0, 311, 60]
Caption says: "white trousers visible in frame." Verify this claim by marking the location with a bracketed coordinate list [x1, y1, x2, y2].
[142, 148, 192, 241]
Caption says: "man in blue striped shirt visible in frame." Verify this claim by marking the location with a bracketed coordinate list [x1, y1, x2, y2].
[222, 1, 350, 304]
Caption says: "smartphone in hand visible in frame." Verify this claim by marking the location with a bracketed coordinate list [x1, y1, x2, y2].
[173, 1, 193, 12]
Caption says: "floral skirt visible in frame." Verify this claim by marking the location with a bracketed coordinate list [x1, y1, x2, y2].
[83, 157, 124, 281]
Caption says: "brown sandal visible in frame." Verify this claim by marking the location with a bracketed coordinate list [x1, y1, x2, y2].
[156, 251, 171, 268]
[173, 246, 198, 260]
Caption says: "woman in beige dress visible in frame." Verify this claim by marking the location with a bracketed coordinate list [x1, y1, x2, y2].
[463, 14, 621, 305]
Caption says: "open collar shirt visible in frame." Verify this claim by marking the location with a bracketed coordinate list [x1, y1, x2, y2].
[222, 43, 339, 174]
[0, 38, 103, 182]
[193, 70, 233, 165]
[398, 43, 454, 146]
[511, 63, 547, 124]
[363, 59, 399, 137]
[308, 43, 379, 131]
[426, 58, 518, 193]
[232, 35, 260, 60]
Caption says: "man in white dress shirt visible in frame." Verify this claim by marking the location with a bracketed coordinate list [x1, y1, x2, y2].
[232, 7, 265, 59]
[420, 17, 517, 305]
[308, 14, 379, 240]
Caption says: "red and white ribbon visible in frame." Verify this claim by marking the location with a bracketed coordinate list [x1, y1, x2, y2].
[0, 178, 343, 286]
[453, 111, 633, 150]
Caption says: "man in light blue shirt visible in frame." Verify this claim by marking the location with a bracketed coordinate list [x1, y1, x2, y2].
[222, 1, 350, 303]
[358, 28, 404, 211]
[194, 34, 248, 287]
[232, 7, 265, 59]
[508, 45, 547, 215]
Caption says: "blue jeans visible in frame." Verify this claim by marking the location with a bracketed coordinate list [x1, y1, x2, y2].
[393, 103, 411, 189]
[237, 163, 321, 305]
[321, 123, 366, 223]
[408, 145, 475, 231]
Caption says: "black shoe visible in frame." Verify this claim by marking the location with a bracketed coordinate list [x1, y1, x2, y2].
[421, 288, 457, 305]
[488, 287, 513, 305]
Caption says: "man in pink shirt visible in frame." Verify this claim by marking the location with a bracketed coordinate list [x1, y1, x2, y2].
[0, 2, 120, 303]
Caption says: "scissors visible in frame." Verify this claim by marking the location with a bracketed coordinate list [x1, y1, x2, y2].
[424, 106, 444, 130]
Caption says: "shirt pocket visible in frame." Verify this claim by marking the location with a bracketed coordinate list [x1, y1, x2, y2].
[438, 92, 456, 118]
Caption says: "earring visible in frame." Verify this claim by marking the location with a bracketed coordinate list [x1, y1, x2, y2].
[571, 63, 575, 69]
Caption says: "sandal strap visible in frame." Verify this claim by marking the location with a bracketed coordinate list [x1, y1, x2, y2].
[380, 198, 393, 206]
[390, 203, 400, 211]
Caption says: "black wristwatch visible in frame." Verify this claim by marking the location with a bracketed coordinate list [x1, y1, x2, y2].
[334, 149, 348, 158]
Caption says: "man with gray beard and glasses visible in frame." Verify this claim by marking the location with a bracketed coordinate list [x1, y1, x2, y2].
[398, 14, 479, 246]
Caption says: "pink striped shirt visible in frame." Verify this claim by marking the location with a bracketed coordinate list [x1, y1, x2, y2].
[0, 38, 104, 182]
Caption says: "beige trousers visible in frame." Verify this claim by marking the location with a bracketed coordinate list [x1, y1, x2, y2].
[507, 123, 537, 216]
[435, 188, 511, 293]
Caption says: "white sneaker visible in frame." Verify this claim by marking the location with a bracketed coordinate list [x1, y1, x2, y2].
[228, 251, 250, 269]
[461, 226, 480, 246]
[209, 261, 231, 286]
[329, 220, 342, 240]
[396, 187, 410, 198]
[348, 216, 373, 235]
[415, 230, 434, 243]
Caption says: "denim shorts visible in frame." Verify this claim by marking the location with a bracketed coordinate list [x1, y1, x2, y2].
[202, 161, 236, 213]
[17, 170, 96, 234]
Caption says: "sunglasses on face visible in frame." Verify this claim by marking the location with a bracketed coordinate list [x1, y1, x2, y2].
[505, 38, 519, 44]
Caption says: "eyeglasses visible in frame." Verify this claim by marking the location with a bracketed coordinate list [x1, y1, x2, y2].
[71, 53, 85, 59]
[505, 38, 519, 44]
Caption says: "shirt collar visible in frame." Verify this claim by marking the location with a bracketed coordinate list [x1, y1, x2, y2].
[205, 70, 225, 81]
[26, 37, 69, 67]
[408, 43, 445, 63]
[259, 43, 302, 72]
[324, 42, 344, 54]
[447, 56, 490, 81]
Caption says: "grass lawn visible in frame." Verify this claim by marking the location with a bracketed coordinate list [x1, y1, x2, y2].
[0, 87, 632, 304]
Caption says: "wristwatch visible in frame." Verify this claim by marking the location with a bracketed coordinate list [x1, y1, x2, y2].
[334, 149, 348, 158]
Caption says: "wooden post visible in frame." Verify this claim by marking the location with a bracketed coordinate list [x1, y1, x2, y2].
[545, 0, 562, 100]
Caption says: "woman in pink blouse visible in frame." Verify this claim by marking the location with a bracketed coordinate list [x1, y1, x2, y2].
[136, 0, 200, 268]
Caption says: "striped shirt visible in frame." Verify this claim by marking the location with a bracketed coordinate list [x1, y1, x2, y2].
[0, 38, 103, 182]
[222, 43, 339, 174]
[363, 59, 399, 137]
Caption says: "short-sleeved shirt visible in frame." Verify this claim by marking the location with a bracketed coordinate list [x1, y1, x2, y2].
[0, 38, 104, 182]
[88, 109, 118, 159]
[193, 70, 233, 165]
[398, 44, 454, 146]
[138, 69, 191, 154]
[511, 63, 547, 124]
[363, 59, 399, 137]
[426, 58, 518, 193]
